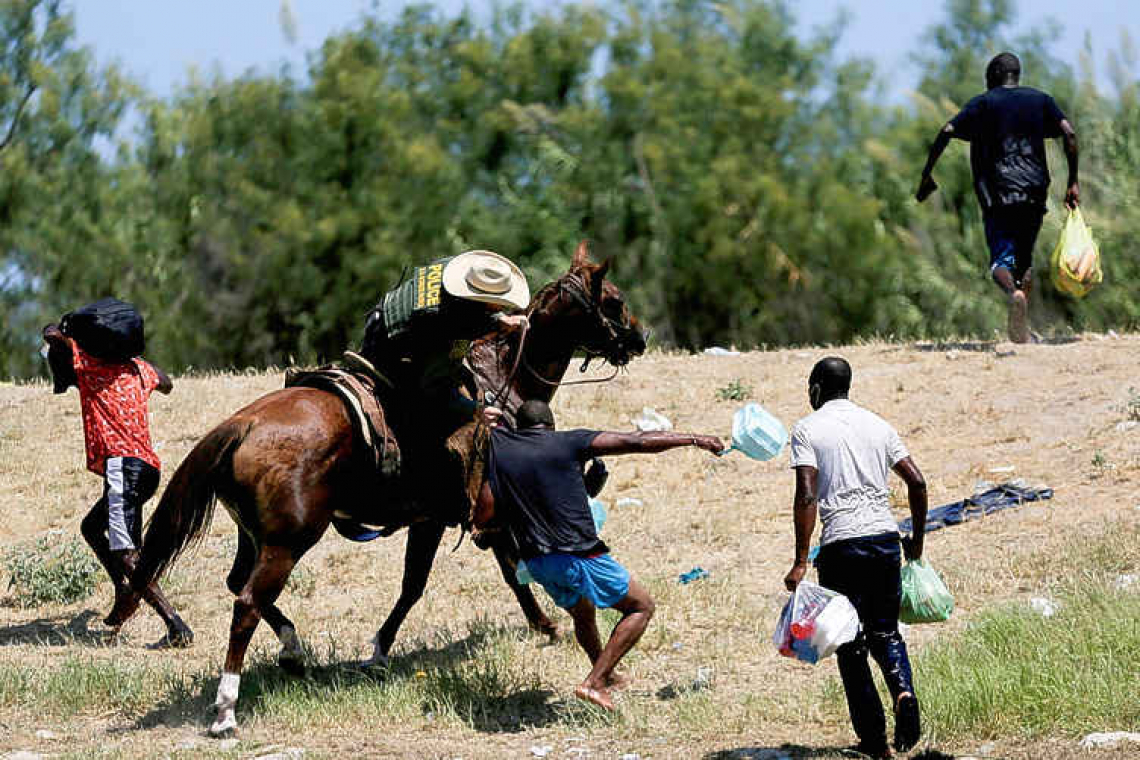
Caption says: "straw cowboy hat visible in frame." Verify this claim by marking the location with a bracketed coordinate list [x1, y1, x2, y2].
[442, 250, 530, 311]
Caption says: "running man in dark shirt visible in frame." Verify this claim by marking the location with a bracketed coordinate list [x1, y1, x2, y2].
[482, 400, 722, 710]
[917, 52, 1079, 343]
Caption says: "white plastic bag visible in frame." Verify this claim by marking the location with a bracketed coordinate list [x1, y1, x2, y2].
[773, 581, 859, 664]
[632, 407, 673, 431]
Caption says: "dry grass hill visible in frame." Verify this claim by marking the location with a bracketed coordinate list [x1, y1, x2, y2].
[1, 335, 1138, 759]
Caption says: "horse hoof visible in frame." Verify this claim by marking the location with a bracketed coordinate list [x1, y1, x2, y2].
[209, 709, 238, 737]
[163, 627, 195, 649]
[361, 653, 390, 670]
[278, 653, 306, 677]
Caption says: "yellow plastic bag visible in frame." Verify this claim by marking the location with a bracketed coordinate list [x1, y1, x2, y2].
[1050, 207, 1102, 298]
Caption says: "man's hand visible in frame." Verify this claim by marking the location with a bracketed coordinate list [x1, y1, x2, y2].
[916, 173, 938, 202]
[482, 405, 504, 427]
[784, 560, 809, 591]
[692, 435, 724, 454]
[42, 323, 66, 344]
[1065, 181, 1080, 209]
[901, 534, 923, 562]
[584, 458, 608, 497]
[495, 313, 529, 331]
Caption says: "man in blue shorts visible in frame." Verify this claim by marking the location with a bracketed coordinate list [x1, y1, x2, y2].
[482, 400, 722, 710]
[917, 52, 1079, 343]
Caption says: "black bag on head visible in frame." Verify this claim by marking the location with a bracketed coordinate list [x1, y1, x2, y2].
[60, 298, 145, 362]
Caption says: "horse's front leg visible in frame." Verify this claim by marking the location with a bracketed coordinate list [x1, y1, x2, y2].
[368, 520, 446, 666]
[490, 536, 559, 639]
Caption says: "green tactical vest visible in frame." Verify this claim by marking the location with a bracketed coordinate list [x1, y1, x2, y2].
[381, 257, 452, 339]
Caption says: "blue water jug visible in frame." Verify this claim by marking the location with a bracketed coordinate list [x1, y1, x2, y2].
[723, 403, 788, 461]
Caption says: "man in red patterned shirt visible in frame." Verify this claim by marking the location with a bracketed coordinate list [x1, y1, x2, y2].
[43, 323, 193, 647]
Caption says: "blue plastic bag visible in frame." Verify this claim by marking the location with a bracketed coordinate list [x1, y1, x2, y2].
[722, 403, 788, 461]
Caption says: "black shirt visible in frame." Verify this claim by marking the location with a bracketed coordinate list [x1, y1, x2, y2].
[949, 85, 1067, 210]
[489, 427, 604, 559]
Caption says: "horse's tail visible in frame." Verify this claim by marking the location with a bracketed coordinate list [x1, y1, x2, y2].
[133, 417, 252, 589]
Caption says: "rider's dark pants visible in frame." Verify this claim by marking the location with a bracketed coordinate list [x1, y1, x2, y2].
[817, 531, 915, 749]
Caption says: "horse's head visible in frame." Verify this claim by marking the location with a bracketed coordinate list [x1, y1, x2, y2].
[530, 241, 647, 367]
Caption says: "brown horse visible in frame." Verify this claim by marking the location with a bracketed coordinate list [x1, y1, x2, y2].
[113, 243, 645, 735]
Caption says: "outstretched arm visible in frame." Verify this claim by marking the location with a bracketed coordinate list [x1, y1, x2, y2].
[152, 365, 174, 395]
[588, 430, 723, 457]
[917, 123, 954, 201]
[892, 456, 928, 560]
[784, 465, 818, 591]
[1060, 118, 1079, 208]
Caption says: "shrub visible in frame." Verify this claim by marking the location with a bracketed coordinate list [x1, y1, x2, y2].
[715, 378, 753, 402]
[3, 532, 101, 607]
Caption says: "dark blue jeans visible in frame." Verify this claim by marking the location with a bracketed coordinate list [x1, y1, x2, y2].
[983, 203, 1045, 286]
[817, 531, 915, 749]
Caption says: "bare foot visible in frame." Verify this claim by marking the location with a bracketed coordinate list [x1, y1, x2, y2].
[1008, 290, 1029, 344]
[574, 683, 615, 711]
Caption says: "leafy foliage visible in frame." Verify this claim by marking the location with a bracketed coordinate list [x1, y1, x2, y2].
[3, 0, 1140, 379]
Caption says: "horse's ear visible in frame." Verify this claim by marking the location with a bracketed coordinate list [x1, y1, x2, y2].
[595, 256, 611, 281]
[571, 240, 591, 270]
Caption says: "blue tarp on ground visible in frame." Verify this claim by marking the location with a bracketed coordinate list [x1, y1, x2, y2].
[809, 482, 1054, 562]
[898, 481, 1054, 536]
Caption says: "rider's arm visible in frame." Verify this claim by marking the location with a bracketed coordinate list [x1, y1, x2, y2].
[587, 431, 723, 457]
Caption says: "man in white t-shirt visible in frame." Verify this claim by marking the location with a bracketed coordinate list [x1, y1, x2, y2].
[784, 357, 929, 759]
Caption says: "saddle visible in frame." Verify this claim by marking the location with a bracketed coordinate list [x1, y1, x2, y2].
[285, 351, 398, 477]
[284, 352, 488, 542]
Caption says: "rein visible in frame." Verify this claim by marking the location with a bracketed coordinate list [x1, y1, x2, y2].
[521, 350, 620, 387]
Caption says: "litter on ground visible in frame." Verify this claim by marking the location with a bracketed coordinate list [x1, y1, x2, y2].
[632, 407, 672, 431]
[678, 567, 709, 584]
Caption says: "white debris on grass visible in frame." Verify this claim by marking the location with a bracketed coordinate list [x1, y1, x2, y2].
[632, 407, 672, 432]
[1079, 731, 1140, 749]
[702, 347, 741, 356]
[615, 497, 643, 509]
[32, 730, 54, 740]
[620, 754, 641, 760]
[1029, 597, 1059, 617]
[219, 738, 239, 751]
[1116, 420, 1138, 432]
[4, 753, 44, 760]
[1114, 574, 1138, 590]
[530, 746, 552, 758]
[253, 750, 305, 760]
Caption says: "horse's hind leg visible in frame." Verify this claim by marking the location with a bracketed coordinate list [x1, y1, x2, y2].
[211, 543, 296, 736]
[226, 530, 305, 675]
[490, 536, 558, 638]
[369, 520, 447, 665]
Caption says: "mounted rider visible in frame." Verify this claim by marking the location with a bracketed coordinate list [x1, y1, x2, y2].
[358, 250, 530, 493]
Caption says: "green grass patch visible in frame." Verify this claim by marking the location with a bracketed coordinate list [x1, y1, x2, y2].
[3, 532, 101, 607]
[0, 655, 187, 718]
[915, 577, 1140, 742]
[818, 525, 1140, 744]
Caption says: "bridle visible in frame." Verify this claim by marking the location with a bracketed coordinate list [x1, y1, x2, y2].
[517, 272, 632, 388]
